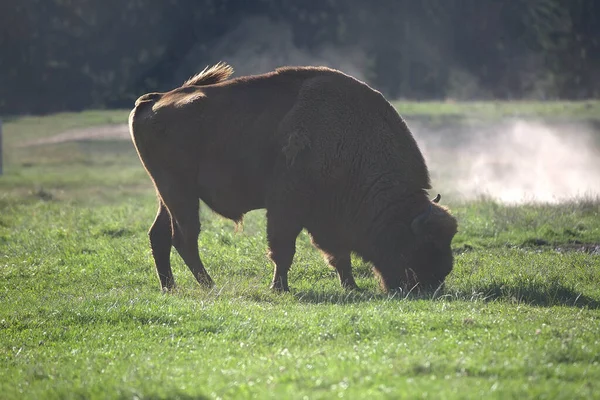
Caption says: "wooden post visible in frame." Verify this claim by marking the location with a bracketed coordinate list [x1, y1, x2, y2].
[401, 16, 411, 97]
[0, 119, 3, 175]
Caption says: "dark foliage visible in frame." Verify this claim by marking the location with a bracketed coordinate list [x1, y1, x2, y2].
[0, 0, 598, 114]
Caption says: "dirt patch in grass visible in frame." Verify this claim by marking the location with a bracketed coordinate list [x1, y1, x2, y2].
[519, 239, 600, 255]
[19, 124, 130, 146]
[554, 243, 600, 255]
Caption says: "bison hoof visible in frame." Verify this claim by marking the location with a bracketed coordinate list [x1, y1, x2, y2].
[161, 284, 176, 293]
[195, 273, 214, 288]
[160, 278, 176, 292]
[270, 282, 290, 292]
[340, 279, 360, 291]
[200, 279, 214, 288]
[343, 283, 361, 292]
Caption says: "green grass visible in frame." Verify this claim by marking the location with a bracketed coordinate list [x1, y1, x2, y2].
[392, 100, 600, 121]
[2, 110, 129, 146]
[1, 107, 599, 399]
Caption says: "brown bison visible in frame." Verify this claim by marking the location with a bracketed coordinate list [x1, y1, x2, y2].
[129, 62, 457, 292]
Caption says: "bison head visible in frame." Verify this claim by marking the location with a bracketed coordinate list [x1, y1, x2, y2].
[375, 194, 458, 293]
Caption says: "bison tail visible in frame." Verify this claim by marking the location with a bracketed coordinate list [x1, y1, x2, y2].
[183, 62, 234, 87]
[128, 93, 161, 157]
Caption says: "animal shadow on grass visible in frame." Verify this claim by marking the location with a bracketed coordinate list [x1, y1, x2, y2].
[464, 281, 600, 309]
[118, 393, 209, 400]
[290, 281, 599, 308]
[293, 289, 384, 305]
[99, 227, 134, 238]
[292, 286, 445, 305]
[71, 310, 181, 327]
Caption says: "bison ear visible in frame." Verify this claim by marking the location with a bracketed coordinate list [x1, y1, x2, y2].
[411, 196, 458, 244]
[411, 204, 432, 237]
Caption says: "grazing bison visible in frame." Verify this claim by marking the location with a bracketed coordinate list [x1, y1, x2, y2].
[129, 62, 458, 292]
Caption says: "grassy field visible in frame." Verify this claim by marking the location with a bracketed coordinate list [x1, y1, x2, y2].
[1, 104, 599, 399]
[392, 99, 600, 120]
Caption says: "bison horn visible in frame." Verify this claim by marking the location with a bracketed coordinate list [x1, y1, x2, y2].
[411, 204, 432, 236]
[432, 194, 441, 203]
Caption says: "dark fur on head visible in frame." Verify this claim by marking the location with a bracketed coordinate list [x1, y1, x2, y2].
[371, 198, 458, 292]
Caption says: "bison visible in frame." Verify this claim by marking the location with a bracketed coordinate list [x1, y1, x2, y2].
[128, 62, 458, 293]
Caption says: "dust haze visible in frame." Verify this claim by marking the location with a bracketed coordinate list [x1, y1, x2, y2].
[180, 17, 599, 204]
[412, 119, 600, 203]
[175, 16, 369, 85]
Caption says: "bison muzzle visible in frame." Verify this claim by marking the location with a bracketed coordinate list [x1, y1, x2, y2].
[129, 62, 458, 293]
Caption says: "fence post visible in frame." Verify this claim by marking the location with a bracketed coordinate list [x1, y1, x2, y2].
[0, 119, 3, 175]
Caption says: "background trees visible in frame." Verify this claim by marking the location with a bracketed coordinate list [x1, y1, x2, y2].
[1, 0, 598, 114]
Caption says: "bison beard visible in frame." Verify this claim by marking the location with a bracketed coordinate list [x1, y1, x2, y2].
[128, 62, 458, 293]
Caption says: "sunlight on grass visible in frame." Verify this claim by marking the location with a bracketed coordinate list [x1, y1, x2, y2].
[393, 100, 600, 120]
[1, 108, 599, 399]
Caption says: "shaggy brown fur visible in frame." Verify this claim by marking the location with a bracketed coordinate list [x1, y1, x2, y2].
[183, 62, 234, 87]
[129, 63, 458, 292]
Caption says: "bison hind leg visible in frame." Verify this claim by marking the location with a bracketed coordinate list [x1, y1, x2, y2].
[157, 184, 214, 289]
[309, 234, 359, 290]
[266, 212, 302, 292]
[323, 252, 359, 291]
[149, 200, 175, 290]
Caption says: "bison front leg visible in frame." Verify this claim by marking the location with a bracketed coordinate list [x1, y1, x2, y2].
[266, 213, 302, 292]
[325, 252, 359, 291]
[149, 201, 175, 290]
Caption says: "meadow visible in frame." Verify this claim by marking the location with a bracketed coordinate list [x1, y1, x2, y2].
[1, 103, 599, 399]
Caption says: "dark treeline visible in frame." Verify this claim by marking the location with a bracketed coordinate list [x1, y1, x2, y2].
[1, 0, 599, 115]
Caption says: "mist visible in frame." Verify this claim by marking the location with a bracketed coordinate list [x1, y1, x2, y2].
[172, 16, 600, 205]
[174, 16, 369, 85]
[413, 120, 600, 203]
